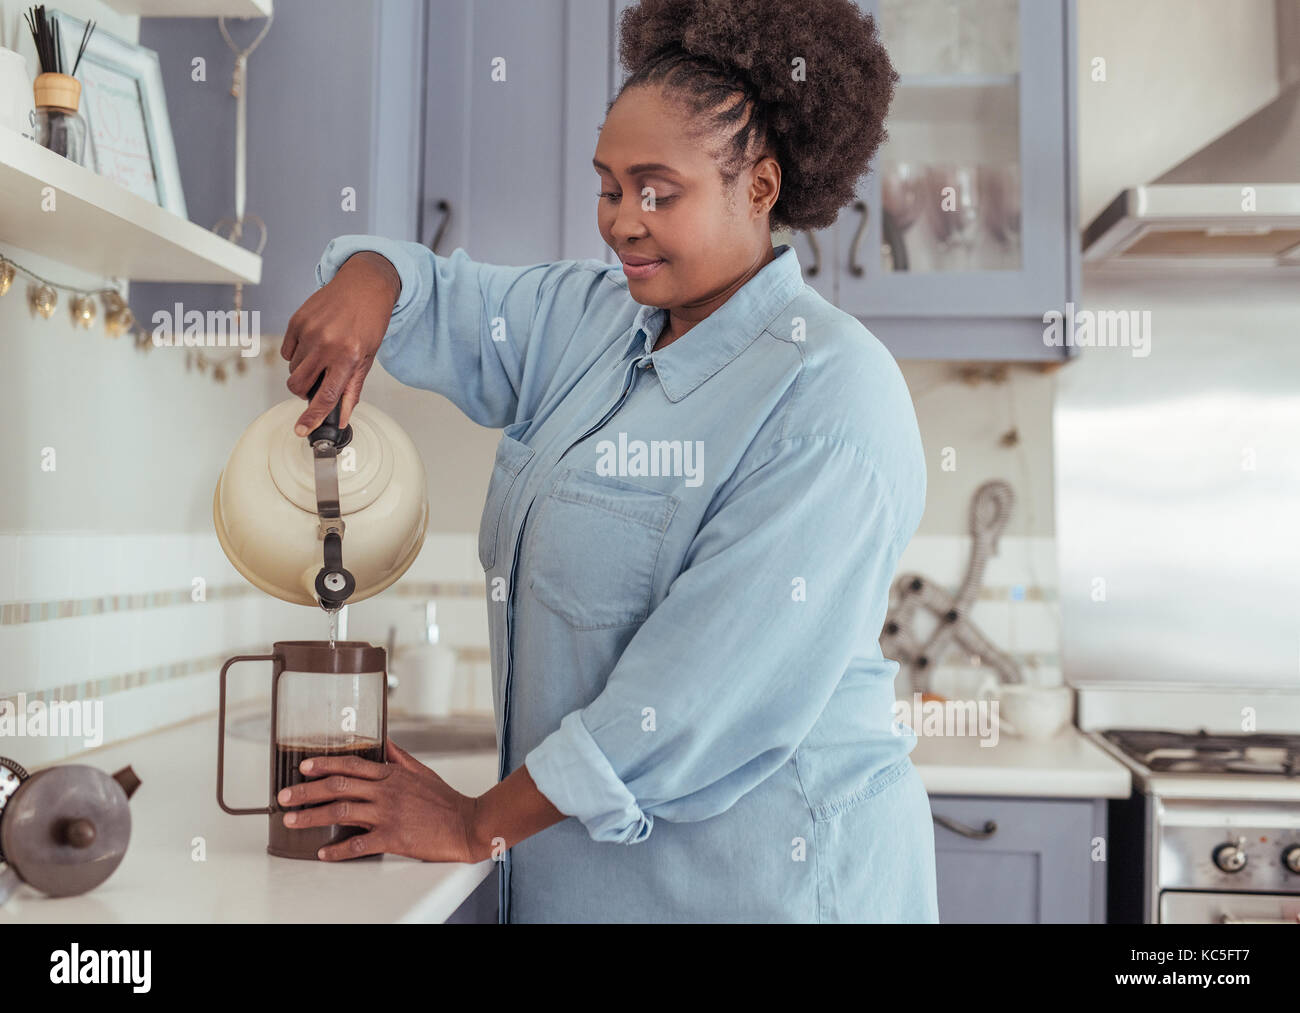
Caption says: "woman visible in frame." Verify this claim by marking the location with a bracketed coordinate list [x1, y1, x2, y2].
[276, 0, 937, 923]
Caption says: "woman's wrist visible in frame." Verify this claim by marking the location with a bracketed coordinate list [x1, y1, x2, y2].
[340, 250, 402, 306]
[466, 762, 568, 863]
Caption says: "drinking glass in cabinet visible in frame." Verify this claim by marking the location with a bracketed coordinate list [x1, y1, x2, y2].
[925, 163, 981, 271]
[880, 162, 925, 272]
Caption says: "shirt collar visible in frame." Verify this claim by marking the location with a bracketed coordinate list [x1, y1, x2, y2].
[622, 243, 805, 402]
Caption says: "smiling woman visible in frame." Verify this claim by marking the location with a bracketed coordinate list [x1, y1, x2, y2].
[287, 0, 930, 925]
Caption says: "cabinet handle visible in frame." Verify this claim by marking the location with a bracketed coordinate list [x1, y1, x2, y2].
[426, 199, 452, 254]
[849, 200, 869, 277]
[802, 229, 822, 277]
[933, 814, 998, 839]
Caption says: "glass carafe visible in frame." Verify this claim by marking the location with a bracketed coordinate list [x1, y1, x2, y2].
[218, 641, 388, 860]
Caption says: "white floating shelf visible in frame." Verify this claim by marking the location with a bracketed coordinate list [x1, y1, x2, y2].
[101, 0, 272, 16]
[0, 127, 261, 285]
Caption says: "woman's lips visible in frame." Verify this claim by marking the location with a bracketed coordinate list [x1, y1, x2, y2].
[621, 257, 665, 280]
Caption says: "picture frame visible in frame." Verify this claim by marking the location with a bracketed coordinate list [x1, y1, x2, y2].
[48, 10, 188, 220]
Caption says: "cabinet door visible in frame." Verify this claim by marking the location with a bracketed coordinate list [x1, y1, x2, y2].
[424, 0, 580, 265]
[930, 795, 1106, 923]
[839, 0, 1070, 323]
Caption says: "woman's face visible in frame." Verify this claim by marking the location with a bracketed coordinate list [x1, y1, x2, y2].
[593, 83, 780, 320]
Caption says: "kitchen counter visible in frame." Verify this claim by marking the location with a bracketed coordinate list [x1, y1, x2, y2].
[909, 724, 1132, 799]
[0, 715, 1128, 922]
[0, 712, 499, 923]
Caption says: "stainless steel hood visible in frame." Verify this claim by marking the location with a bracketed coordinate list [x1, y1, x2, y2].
[1083, 1, 1300, 266]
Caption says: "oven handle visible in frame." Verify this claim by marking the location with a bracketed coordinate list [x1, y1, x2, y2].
[1219, 912, 1300, 924]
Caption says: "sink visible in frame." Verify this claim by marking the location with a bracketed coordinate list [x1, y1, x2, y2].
[225, 710, 498, 755]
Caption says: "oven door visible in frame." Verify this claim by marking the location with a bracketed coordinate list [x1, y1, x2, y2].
[1160, 891, 1300, 923]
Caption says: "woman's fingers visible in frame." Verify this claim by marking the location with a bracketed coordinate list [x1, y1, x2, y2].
[292, 366, 350, 436]
[282, 799, 383, 832]
[317, 828, 387, 861]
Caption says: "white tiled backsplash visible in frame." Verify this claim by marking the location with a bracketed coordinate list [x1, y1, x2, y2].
[0, 528, 1061, 766]
[0, 531, 494, 767]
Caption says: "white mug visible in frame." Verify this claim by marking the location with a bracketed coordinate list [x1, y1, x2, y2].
[977, 677, 1073, 741]
[0, 48, 36, 140]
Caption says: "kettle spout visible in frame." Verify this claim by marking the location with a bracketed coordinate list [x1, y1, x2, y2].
[112, 765, 141, 800]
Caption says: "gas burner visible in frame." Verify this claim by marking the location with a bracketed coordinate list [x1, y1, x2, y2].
[1103, 729, 1300, 778]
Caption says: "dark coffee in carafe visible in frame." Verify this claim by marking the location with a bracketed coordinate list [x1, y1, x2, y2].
[269, 737, 385, 859]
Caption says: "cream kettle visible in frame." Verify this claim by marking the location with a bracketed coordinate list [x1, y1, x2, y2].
[214, 378, 428, 610]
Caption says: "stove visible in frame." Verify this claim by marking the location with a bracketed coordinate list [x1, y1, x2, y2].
[1076, 683, 1300, 924]
[1102, 730, 1300, 778]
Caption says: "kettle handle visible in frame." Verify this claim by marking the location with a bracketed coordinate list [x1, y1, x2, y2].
[217, 654, 277, 815]
[305, 372, 352, 450]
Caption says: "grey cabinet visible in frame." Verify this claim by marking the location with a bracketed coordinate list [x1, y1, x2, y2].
[930, 794, 1108, 923]
[423, 0, 612, 265]
[832, 0, 1080, 360]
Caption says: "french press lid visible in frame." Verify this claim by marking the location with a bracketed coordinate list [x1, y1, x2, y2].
[0, 756, 141, 904]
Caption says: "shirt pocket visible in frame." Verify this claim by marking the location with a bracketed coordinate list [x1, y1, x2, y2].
[527, 468, 679, 630]
[478, 432, 535, 571]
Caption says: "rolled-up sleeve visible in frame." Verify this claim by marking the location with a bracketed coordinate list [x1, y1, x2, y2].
[314, 235, 576, 428]
[524, 433, 921, 844]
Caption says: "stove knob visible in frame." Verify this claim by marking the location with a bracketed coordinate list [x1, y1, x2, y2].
[1213, 839, 1248, 873]
[1282, 845, 1300, 876]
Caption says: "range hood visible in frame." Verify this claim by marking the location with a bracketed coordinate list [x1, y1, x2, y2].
[1083, 1, 1300, 266]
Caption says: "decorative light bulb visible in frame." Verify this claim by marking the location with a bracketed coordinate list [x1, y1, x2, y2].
[70, 294, 96, 328]
[27, 284, 57, 319]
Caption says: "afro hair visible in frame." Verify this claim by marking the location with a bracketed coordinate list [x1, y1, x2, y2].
[615, 0, 898, 233]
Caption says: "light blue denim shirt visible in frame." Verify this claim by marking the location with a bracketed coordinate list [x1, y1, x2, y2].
[315, 236, 939, 923]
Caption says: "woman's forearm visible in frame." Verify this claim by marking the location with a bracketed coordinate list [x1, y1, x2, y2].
[468, 762, 568, 862]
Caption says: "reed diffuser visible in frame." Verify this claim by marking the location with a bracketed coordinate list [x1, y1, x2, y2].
[24, 5, 96, 164]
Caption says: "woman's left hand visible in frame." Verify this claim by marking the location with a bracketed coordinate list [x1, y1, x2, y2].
[277, 738, 483, 863]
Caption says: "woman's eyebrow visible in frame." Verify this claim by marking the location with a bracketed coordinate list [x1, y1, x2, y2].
[592, 158, 681, 178]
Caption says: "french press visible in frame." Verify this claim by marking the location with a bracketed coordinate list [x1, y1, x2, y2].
[218, 641, 388, 860]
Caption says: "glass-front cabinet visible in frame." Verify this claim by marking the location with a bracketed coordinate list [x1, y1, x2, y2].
[831, 0, 1078, 360]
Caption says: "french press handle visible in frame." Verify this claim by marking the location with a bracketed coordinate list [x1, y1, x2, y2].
[305, 373, 352, 450]
[217, 654, 277, 816]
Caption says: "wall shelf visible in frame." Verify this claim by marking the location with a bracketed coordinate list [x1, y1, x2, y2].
[0, 127, 261, 285]
[100, 0, 272, 16]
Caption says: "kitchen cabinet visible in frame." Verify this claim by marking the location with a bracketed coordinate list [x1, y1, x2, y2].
[931, 794, 1108, 922]
[831, 0, 1080, 360]
[423, 0, 613, 265]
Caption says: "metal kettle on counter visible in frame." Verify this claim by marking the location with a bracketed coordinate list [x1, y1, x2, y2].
[213, 375, 429, 611]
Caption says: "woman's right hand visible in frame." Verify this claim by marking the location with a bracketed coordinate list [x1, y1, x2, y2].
[281, 251, 402, 436]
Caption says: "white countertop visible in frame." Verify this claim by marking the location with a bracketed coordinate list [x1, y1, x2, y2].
[0, 712, 499, 924]
[0, 716, 1129, 922]
[910, 725, 1132, 799]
